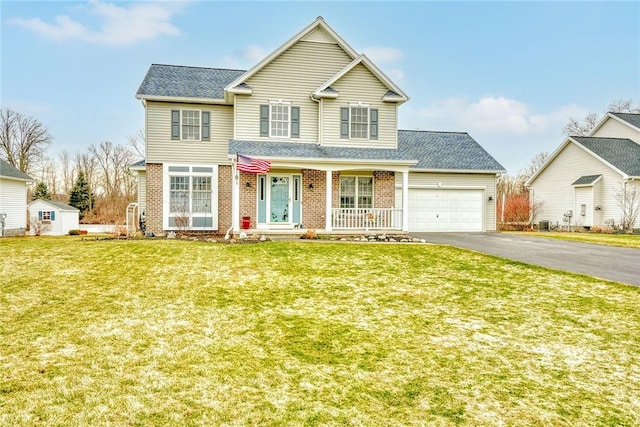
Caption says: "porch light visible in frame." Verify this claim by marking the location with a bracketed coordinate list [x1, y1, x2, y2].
[246, 182, 251, 188]
[488, 196, 493, 202]
[308, 183, 314, 189]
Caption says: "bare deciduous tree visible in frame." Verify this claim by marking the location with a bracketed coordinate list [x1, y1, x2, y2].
[614, 184, 640, 233]
[128, 129, 145, 159]
[0, 109, 53, 174]
[564, 99, 640, 137]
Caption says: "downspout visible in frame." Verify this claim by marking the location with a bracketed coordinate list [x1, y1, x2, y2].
[309, 93, 322, 145]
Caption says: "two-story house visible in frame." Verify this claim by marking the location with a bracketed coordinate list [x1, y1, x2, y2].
[134, 17, 505, 235]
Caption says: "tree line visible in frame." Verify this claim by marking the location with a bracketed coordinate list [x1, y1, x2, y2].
[1, 108, 144, 223]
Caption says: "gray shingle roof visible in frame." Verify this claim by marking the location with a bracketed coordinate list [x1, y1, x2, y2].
[398, 130, 505, 171]
[572, 136, 640, 176]
[136, 64, 246, 100]
[571, 174, 602, 186]
[228, 130, 505, 172]
[229, 140, 414, 163]
[610, 112, 640, 129]
[33, 199, 79, 211]
[130, 159, 145, 168]
[0, 159, 33, 181]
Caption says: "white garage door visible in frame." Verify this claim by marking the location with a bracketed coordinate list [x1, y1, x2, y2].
[408, 189, 484, 232]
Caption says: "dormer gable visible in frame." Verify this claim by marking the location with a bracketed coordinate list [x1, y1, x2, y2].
[224, 17, 359, 101]
[589, 112, 640, 144]
[311, 55, 409, 104]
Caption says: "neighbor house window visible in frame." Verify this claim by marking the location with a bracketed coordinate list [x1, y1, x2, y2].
[340, 176, 373, 209]
[42, 211, 52, 221]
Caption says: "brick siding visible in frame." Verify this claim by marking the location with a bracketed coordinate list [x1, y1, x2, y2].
[145, 163, 163, 234]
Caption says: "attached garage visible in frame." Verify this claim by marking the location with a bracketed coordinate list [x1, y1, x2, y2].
[408, 188, 484, 232]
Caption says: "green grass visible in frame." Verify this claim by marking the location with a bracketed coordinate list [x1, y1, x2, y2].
[510, 231, 640, 249]
[1, 237, 639, 426]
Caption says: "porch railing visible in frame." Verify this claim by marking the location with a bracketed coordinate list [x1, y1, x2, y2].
[331, 208, 403, 230]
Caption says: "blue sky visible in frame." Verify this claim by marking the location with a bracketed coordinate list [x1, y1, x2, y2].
[2, 1, 638, 174]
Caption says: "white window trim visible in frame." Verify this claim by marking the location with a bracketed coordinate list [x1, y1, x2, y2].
[269, 101, 291, 139]
[180, 109, 202, 142]
[163, 164, 218, 230]
[42, 211, 52, 222]
[348, 103, 370, 140]
[339, 175, 374, 209]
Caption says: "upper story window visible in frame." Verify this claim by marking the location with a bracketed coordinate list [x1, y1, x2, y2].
[270, 104, 290, 138]
[181, 110, 200, 140]
[341, 105, 378, 140]
[171, 110, 210, 141]
[350, 106, 369, 139]
[260, 103, 300, 139]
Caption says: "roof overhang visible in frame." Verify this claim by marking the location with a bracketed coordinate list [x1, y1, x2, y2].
[590, 112, 640, 136]
[229, 153, 416, 171]
[410, 168, 506, 174]
[571, 175, 603, 187]
[135, 94, 230, 105]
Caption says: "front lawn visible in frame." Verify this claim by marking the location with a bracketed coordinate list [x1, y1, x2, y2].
[511, 231, 640, 249]
[1, 237, 639, 426]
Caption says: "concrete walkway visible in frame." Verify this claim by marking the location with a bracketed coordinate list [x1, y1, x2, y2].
[413, 232, 640, 287]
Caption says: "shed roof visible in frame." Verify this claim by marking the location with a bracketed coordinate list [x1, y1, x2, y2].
[29, 199, 79, 211]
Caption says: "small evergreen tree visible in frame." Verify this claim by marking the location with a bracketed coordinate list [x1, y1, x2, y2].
[69, 171, 94, 219]
[32, 181, 51, 200]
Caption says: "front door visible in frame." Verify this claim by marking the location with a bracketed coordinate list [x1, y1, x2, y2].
[270, 176, 290, 223]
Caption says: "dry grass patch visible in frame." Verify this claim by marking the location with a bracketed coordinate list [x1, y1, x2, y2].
[1, 237, 639, 425]
[512, 231, 640, 249]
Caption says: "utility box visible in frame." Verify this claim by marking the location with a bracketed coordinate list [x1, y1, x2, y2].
[539, 220, 549, 231]
[241, 216, 251, 230]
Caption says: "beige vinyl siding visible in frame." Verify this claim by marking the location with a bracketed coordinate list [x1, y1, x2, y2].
[322, 63, 398, 149]
[301, 26, 335, 44]
[395, 172, 498, 231]
[145, 101, 233, 164]
[235, 40, 353, 142]
[0, 178, 28, 231]
[137, 171, 146, 215]
[529, 142, 624, 228]
[592, 117, 640, 143]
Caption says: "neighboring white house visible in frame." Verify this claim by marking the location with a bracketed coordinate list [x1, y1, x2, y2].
[28, 199, 80, 236]
[0, 159, 34, 237]
[526, 112, 640, 229]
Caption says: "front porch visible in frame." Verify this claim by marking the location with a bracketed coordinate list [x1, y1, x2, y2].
[232, 166, 411, 233]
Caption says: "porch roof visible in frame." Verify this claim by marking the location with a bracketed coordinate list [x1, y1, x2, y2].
[229, 140, 416, 164]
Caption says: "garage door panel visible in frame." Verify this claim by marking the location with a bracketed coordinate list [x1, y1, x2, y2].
[409, 189, 484, 232]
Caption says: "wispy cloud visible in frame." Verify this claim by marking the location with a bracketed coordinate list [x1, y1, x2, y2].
[362, 46, 403, 63]
[221, 44, 268, 69]
[401, 96, 590, 173]
[10, 0, 184, 45]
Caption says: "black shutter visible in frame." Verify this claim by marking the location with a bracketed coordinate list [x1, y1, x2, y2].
[171, 110, 180, 140]
[340, 107, 349, 138]
[201, 111, 210, 141]
[260, 105, 269, 137]
[370, 109, 378, 140]
[291, 106, 300, 138]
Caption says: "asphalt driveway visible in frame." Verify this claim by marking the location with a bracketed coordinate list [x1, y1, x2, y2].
[414, 233, 640, 287]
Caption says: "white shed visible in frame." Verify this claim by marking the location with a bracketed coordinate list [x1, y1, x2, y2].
[0, 159, 34, 237]
[28, 199, 80, 236]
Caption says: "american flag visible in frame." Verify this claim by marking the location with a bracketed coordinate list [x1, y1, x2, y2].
[236, 154, 271, 174]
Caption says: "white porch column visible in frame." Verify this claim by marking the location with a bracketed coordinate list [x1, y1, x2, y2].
[232, 162, 240, 232]
[402, 170, 409, 232]
[325, 170, 333, 232]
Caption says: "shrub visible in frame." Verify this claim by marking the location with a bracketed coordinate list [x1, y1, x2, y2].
[300, 229, 317, 240]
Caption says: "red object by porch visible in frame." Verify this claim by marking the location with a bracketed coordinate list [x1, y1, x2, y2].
[241, 216, 251, 229]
